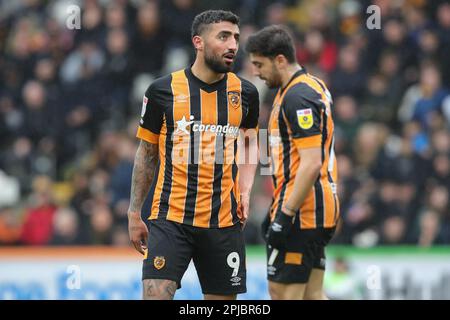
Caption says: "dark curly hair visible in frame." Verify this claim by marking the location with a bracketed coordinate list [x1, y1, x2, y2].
[191, 10, 240, 38]
[245, 25, 296, 63]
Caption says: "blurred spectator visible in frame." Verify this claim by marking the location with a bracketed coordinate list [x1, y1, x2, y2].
[334, 95, 361, 151]
[60, 41, 105, 84]
[88, 203, 113, 245]
[34, 58, 58, 86]
[431, 129, 450, 155]
[381, 17, 416, 70]
[436, 2, 450, 85]
[1, 137, 34, 193]
[330, 44, 366, 99]
[353, 122, 388, 170]
[325, 256, 363, 300]
[161, 0, 198, 50]
[371, 134, 429, 190]
[427, 184, 449, 216]
[398, 61, 449, 130]
[0, 206, 22, 245]
[337, 0, 363, 38]
[112, 225, 131, 247]
[343, 199, 377, 245]
[414, 209, 442, 247]
[265, 2, 288, 26]
[0, 170, 20, 207]
[103, 27, 132, 123]
[297, 28, 337, 73]
[431, 153, 450, 187]
[20, 80, 57, 144]
[335, 154, 359, 211]
[50, 207, 83, 245]
[361, 72, 397, 123]
[130, 1, 167, 76]
[378, 50, 404, 106]
[379, 215, 407, 245]
[0, 95, 22, 148]
[404, 4, 429, 43]
[19, 176, 57, 245]
[105, 2, 129, 30]
[110, 135, 136, 225]
[417, 28, 440, 62]
[76, 0, 105, 45]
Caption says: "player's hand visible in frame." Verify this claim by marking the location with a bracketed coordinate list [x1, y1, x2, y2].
[266, 209, 294, 250]
[261, 210, 271, 241]
[238, 193, 250, 229]
[128, 211, 148, 255]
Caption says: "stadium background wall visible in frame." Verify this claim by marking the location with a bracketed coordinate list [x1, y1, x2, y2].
[1, 246, 449, 300]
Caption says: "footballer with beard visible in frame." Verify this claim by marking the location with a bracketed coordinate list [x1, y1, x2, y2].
[128, 10, 260, 300]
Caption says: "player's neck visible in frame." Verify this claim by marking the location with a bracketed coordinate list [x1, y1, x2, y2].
[191, 59, 225, 84]
[281, 64, 302, 89]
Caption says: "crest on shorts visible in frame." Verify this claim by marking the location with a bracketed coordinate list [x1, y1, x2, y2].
[153, 256, 166, 270]
[297, 108, 314, 129]
[228, 91, 240, 109]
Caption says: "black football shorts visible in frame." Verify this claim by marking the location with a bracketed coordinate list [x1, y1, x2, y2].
[143, 219, 246, 295]
[266, 216, 335, 284]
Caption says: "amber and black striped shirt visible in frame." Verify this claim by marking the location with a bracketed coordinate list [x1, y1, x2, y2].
[268, 68, 339, 230]
[137, 67, 259, 228]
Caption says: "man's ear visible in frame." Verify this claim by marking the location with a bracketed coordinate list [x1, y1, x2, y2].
[192, 35, 203, 51]
[274, 54, 288, 69]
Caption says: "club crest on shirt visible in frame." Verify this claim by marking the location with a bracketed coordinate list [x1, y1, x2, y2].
[154, 256, 166, 270]
[297, 108, 313, 129]
[228, 91, 240, 109]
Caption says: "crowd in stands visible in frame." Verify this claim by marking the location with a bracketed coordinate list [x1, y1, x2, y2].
[0, 0, 449, 247]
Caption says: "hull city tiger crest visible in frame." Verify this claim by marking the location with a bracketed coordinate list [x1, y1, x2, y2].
[153, 256, 166, 270]
[228, 91, 240, 109]
[296, 108, 314, 129]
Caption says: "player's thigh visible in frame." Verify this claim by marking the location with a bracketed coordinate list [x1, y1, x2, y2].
[303, 238, 328, 300]
[142, 219, 193, 291]
[268, 280, 307, 300]
[304, 228, 336, 300]
[193, 223, 246, 296]
[304, 268, 327, 300]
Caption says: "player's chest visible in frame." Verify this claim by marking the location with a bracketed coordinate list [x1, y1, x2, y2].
[164, 90, 244, 136]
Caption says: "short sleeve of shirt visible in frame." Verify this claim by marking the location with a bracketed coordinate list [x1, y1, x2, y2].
[240, 79, 260, 129]
[282, 83, 322, 149]
[136, 79, 167, 144]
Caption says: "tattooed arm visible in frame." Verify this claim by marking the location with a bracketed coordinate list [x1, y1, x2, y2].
[128, 140, 159, 254]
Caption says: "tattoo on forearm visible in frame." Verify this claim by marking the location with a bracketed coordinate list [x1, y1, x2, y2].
[143, 279, 177, 300]
[129, 141, 158, 213]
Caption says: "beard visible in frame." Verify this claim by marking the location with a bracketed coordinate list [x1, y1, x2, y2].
[265, 64, 283, 89]
[266, 78, 281, 89]
[265, 75, 282, 89]
[204, 48, 234, 73]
